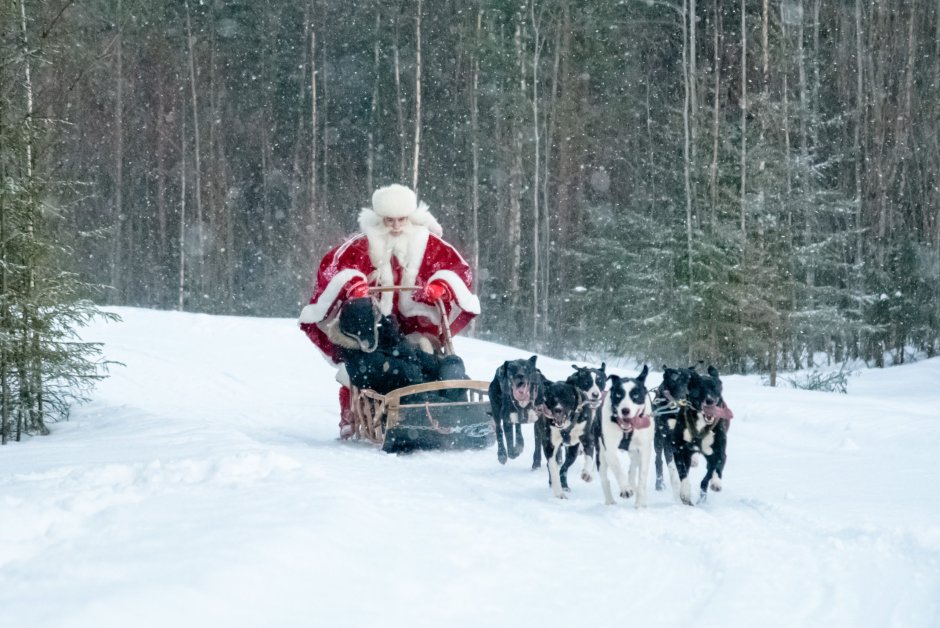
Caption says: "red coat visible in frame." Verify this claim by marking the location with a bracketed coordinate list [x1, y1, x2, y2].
[299, 230, 480, 364]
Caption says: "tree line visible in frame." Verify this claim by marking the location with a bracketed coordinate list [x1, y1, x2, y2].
[7, 0, 940, 394]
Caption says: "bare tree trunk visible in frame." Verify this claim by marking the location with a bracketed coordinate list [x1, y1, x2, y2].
[530, 0, 543, 343]
[854, 0, 864, 272]
[393, 17, 406, 182]
[289, 5, 312, 283]
[689, 0, 697, 163]
[1, 123, 7, 445]
[412, 0, 423, 192]
[709, 0, 721, 230]
[156, 82, 168, 253]
[185, 1, 203, 297]
[18, 0, 45, 435]
[179, 95, 187, 311]
[543, 11, 562, 336]
[309, 12, 319, 249]
[740, 0, 748, 240]
[508, 19, 524, 320]
[682, 0, 693, 303]
[794, 1, 815, 304]
[367, 10, 380, 192]
[321, 31, 329, 208]
[111, 0, 124, 300]
[470, 7, 482, 335]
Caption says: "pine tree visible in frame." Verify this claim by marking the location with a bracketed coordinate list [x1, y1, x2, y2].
[1, 0, 116, 445]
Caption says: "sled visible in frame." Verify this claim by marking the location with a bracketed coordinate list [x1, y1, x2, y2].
[350, 379, 494, 453]
[345, 286, 495, 454]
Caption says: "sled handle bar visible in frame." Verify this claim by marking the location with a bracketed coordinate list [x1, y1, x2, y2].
[365, 285, 455, 356]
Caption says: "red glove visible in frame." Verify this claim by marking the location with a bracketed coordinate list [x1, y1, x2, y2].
[419, 281, 451, 304]
[344, 277, 370, 299]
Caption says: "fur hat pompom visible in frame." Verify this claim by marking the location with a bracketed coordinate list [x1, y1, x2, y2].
[372, 184, 417, 218]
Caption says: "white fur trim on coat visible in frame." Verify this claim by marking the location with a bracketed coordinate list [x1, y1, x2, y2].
[397, 271, 478, 327]
[426, 270, 481, 315]
[298, 268, 367, 324]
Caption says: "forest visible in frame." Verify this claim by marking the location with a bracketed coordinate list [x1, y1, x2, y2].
[3, 0, 939, 388]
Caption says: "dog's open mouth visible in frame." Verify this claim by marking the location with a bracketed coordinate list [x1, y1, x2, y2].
[551, 413, 570, 428]
[617, 412, 651, 431]
[702, 402, 733, 424]
[512, 384, 531, 406]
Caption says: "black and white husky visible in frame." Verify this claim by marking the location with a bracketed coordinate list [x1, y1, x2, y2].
[594, 366, 654, 507]
[558, 363, 607, 486]
[662, 365, 732, 505]
[538, 381, 584, 499]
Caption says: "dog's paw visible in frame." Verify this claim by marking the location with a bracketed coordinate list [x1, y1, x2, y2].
[680, 480, 692, 505]
[580, 470, 593, 483]
[697, 490, 708, 505]
[507, 447, 521, 459]
[709, 477, 722, 492]
[605, 497, 616, 506]
[553, 490, 568, 500]
[619, 489, 634, 499]
[655, 478, 665, 491]
[497, 451, 508, 465]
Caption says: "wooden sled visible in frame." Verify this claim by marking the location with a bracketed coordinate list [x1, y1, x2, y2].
[349, 379, 494, 454]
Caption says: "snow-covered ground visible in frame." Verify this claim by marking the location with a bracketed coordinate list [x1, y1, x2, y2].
[1, 307, 938, 628]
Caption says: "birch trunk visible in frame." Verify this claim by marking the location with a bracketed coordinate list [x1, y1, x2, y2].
[740, 0, 748, 240]
[530, 0, 542, 343]
[367, 10, 380, 192]
[682, 0, 693, 298]
[470, 7, 482, 335]
[111, 0, 124, 299]
[412, 0, 423, 192]
[184, 1, 203, 296]
[708, 0, 721, 229]
[543, 11, 562, 335]
[309, 13, 319, 248]
[179, 96, 187, 311]
[394, 18, 406, 182]
[689, 0, 697, 163]
[508, 20, 524, 319]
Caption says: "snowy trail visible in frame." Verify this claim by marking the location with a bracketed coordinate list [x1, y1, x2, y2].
[1, 307, 938, 627]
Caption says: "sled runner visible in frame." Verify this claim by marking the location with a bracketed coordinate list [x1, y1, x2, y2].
[346, 286, 495, 454]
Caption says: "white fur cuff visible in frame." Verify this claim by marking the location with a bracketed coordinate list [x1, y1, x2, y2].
[298, 268, 368, 324]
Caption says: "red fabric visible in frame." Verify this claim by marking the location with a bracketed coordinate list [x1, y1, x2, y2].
[345, 277, 370, 298]
[417, 281, 450, 304]
[300, 233, 477, 363]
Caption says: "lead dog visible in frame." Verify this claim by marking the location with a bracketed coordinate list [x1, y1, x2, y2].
[651, 366, 693, 491]
[662, 365, 732, 505]
[594, 366, 654, 507]
[488, 356, 545, 467]
[538, 380, 582, 499]
[558, 363, 606, 487]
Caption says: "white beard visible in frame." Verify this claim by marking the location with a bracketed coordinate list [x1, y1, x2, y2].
[358, 210, 430, 315]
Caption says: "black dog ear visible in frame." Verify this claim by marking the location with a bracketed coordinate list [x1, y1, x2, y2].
[599, 361, 606, 372]
[571, 364, 580, 370]
[708, 365, 720, 378]
[528, 355, 538, 366]
[637, 364, 649, 382]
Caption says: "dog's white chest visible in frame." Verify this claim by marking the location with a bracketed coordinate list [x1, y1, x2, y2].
[509, 408, 538, 424]
[701, 430, 715, 455]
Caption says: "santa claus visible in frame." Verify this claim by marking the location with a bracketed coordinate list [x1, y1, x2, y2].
[298, 184, 481, 437]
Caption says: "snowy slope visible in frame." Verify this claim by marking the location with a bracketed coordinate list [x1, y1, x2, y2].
[1, 307, 938, 628]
